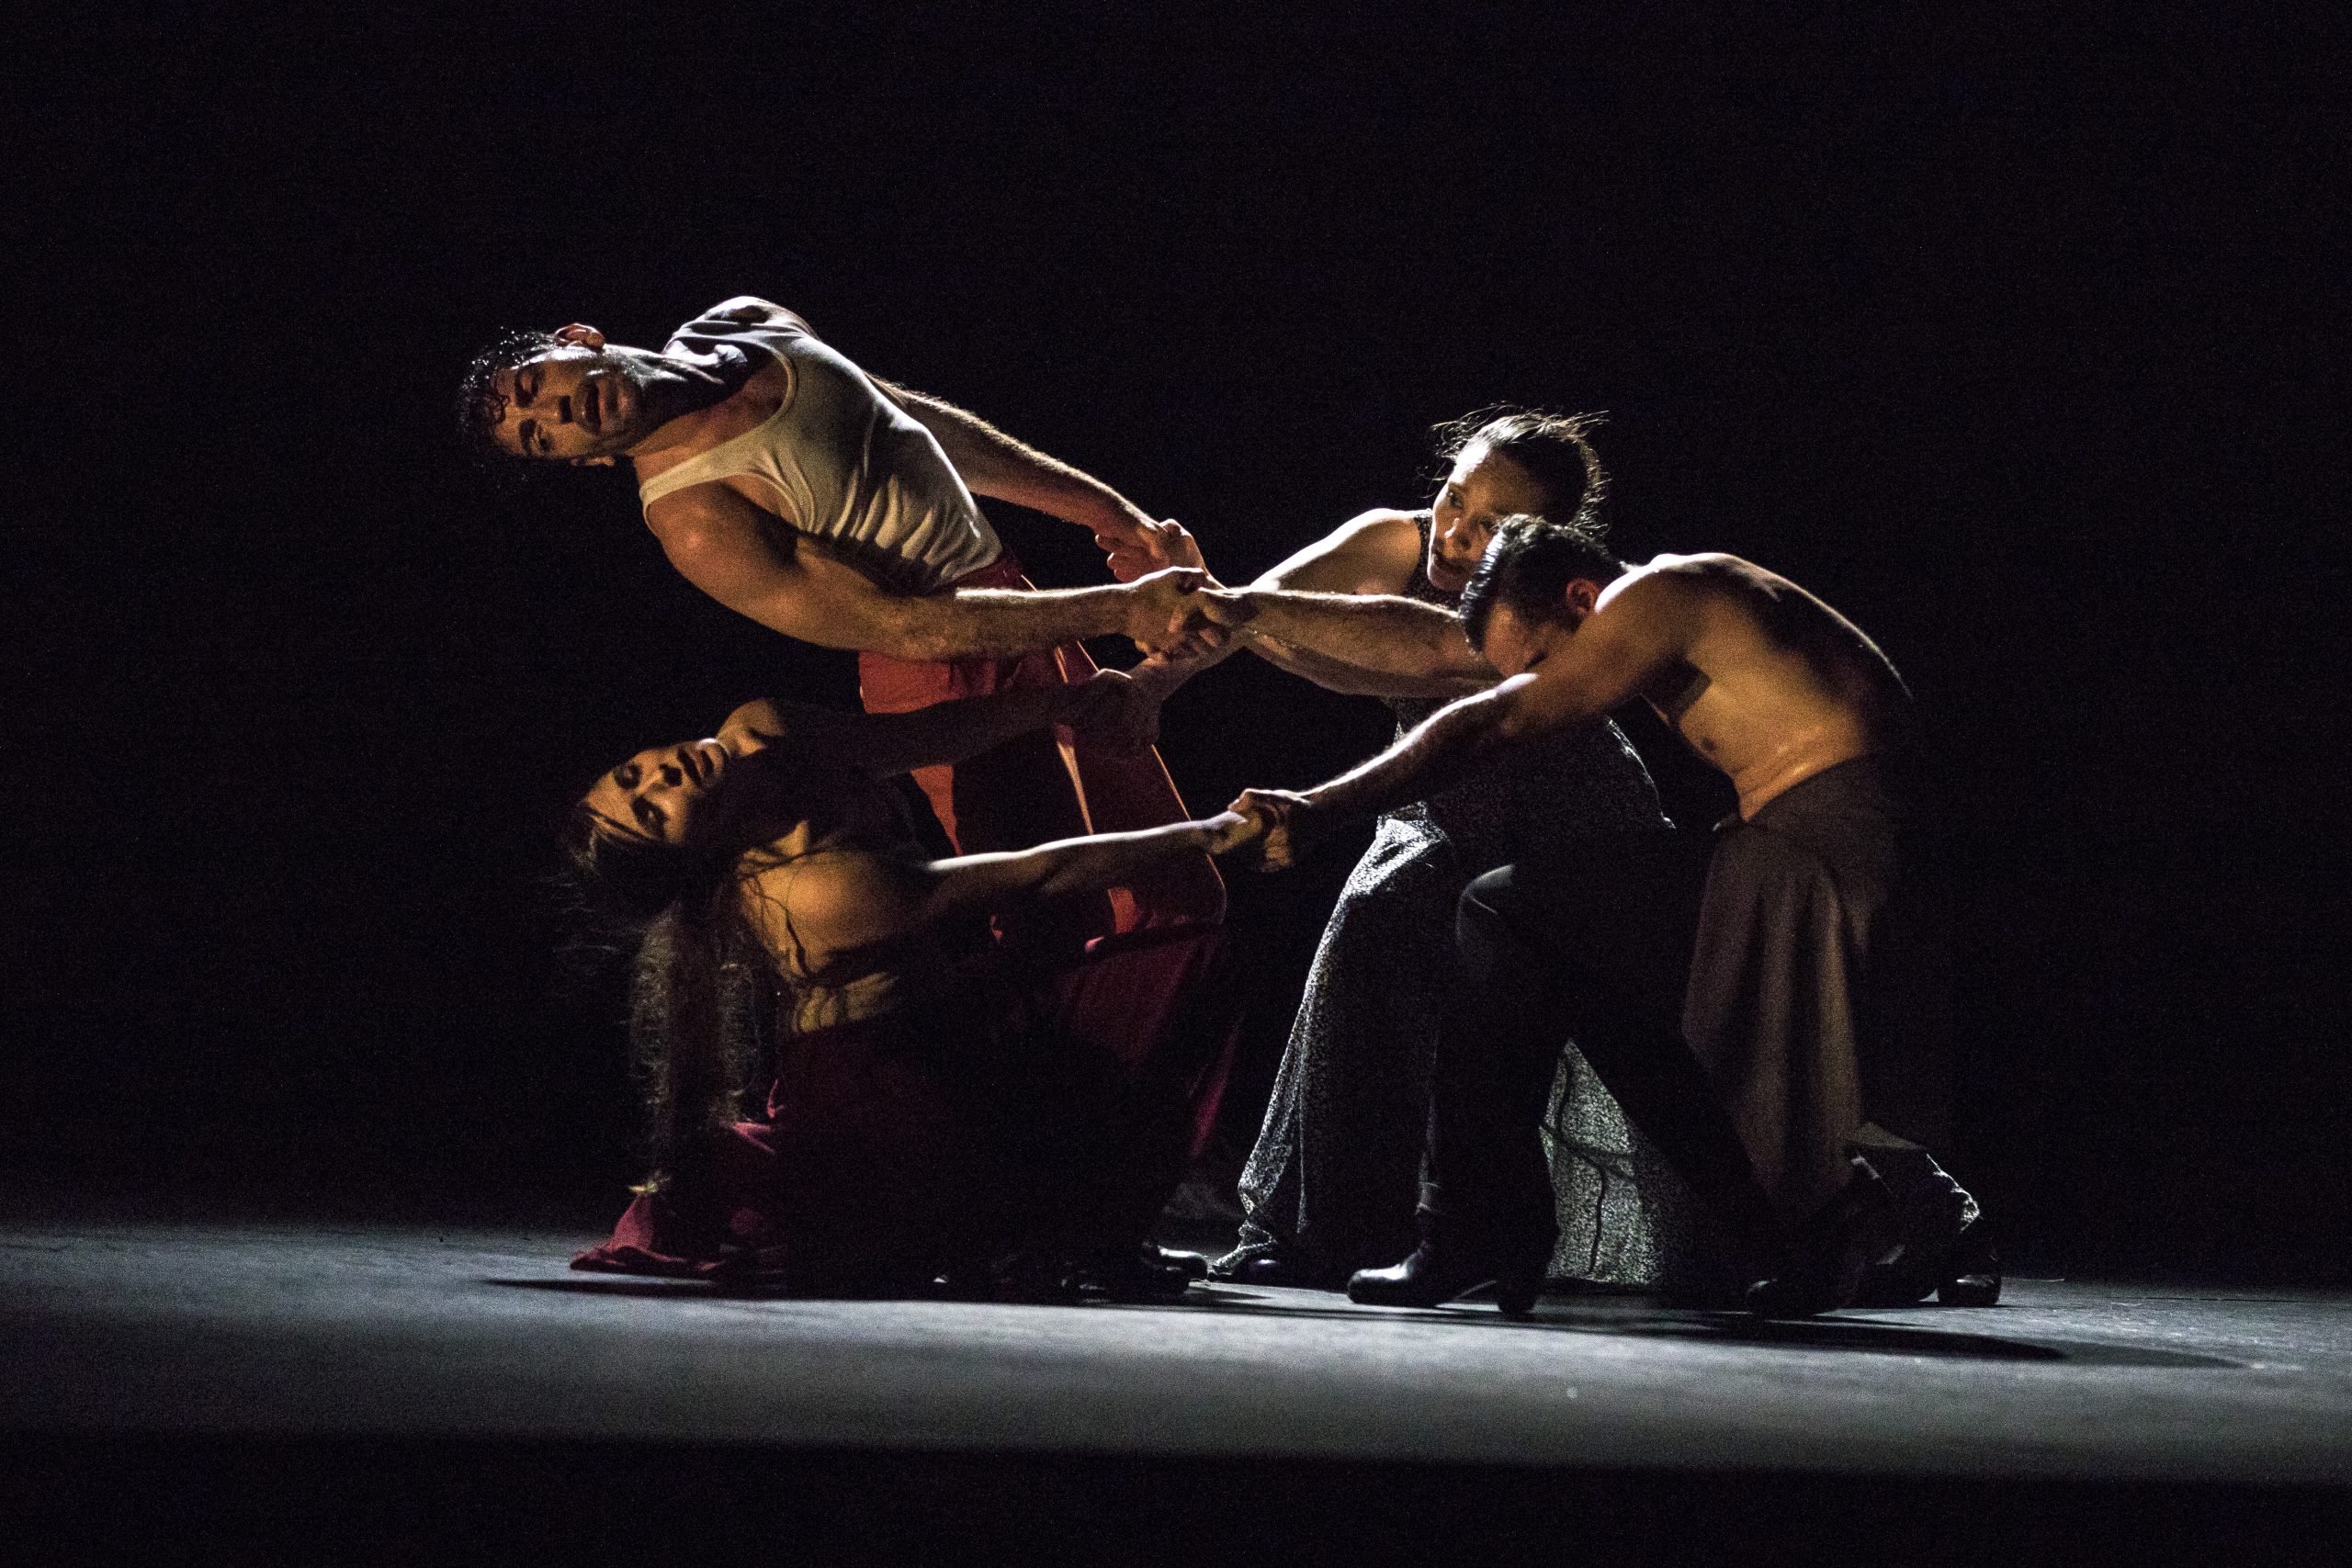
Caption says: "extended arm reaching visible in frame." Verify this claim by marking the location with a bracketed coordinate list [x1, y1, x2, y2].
[1194, 588, 1491, 684]
[922, 813, 1256, 919]
[724, 671, 1153, 781]
[1229, 577, 1690, 867]
[647, 481, 1204, 660]
[1125, 510, 1489, 704]
[876, 380, 1195, 580]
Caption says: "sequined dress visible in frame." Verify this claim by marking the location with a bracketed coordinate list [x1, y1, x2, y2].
[1223, 517, 1697, 1284]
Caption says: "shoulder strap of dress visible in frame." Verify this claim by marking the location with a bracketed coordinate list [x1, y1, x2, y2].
[1401, 510, 1452, 605]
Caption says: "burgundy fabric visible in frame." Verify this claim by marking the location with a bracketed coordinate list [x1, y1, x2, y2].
[854, 551, 1226, 932]
[573, 924, 1238, 1288]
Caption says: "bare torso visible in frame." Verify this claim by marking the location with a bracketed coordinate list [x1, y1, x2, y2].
[1611, 553, 1909, 817]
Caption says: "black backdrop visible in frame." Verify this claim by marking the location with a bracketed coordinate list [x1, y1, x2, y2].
[11, 7, 2343, 1279]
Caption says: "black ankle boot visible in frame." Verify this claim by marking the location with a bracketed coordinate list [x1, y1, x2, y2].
[1347, 1238, 1548, 1317]
[1744, 1157, 1901, 1319]
[1855, 1213, 2002, 1308]
[1146, 1244, 1211, 1280]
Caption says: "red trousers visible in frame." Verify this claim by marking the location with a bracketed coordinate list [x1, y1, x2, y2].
[573, 925, 1238, 1289]
[854, 552, 1226, 933]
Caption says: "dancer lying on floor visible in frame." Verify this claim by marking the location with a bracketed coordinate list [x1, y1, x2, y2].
[565, 674, 1257, 1298]
[1118, 409, 1674, 1290]
[1208, 518, 1994, 1317]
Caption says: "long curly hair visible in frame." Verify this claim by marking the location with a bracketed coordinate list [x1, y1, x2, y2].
[560, 804, 775, 1187]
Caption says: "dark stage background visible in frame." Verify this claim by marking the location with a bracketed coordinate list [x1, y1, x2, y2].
[11, 9, 2342, 1280]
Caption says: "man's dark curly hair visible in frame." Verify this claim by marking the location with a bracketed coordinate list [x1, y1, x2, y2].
[456, 327, 560, 468]
[1432, 405, 1611, 526]
[1459, 514, 1626, 651]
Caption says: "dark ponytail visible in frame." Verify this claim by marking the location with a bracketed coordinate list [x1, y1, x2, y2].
[1432, 405, 1611, 529]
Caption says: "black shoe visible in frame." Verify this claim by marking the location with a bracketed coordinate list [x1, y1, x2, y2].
[1082, 1251, 1196, 1302]
[1212, 1251, 1349, 1290]
[1745, 1158, 1901, 1319]
[1348, 1242, 1546, 1317]
[1855, 1213, 2002, 1308]
[1147, 1245, 1211, 1280]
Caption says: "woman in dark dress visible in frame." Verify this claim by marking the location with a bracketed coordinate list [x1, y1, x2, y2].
[1135, 410, 1694, 1288]
[563, 676, 1252, 1297]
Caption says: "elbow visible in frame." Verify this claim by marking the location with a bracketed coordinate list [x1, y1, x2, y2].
[1479, 696, 1546, 751]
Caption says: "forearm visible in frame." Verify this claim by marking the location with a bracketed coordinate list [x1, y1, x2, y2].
[937, 820, 1218, 912]
[852, 684, 1069, 774]
[875, 583, 1139, 662]
[1024, 821, 1222, 901]
[1236, 591, 1489, 682]
[885, 383, 1148, 536]
[1302, 689, 1523, 821]
[1243, 630, 1491, 700]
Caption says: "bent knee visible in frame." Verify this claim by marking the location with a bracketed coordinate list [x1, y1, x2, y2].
[1456, 864, 1534, 948]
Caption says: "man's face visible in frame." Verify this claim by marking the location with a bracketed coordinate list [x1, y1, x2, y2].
[488, 337, 659, 463]
[1427, 443, 1553, 596]
[1478, 596, 1593, 679]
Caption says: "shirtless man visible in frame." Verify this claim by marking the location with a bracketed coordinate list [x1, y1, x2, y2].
[1204, 517, 1992, 1316]
[458, 295, 1218, 930]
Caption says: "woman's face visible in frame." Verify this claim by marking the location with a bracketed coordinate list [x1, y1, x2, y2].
[583, 738, 733, 848]
[1427, 442, 1555, 596]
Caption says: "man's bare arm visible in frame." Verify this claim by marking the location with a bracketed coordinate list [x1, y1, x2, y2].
[1231, 578, 1689, 862]
[648, 484, 1197, 660]
[874, 380, 1192, 577]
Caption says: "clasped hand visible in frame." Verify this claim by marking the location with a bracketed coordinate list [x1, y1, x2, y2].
[1219, 787, 1315, 872]
[1119, 569, 1261, 658]
[1058, 668, 1161, 757]
[1094, 515, 1207, 582]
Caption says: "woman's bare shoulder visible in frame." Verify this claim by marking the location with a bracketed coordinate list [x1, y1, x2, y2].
[740, 848, 928, 957]
[1257, 508, 1425, 594]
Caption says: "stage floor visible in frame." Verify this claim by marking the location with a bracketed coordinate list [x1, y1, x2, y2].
[6, 1221, 2349, 1557]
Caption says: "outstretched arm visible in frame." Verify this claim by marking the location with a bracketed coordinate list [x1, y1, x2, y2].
[875, 380, 1196, 580]
[1193, 587, 1491, 684]
[646, 483, 1204, 660]
[722, 671, 1154, 780]
[1230, 577, 1688, 866]
[1131, 510, 1491, 704]
[921, 814, 1256, 919]
[744, 817, 1259, 976]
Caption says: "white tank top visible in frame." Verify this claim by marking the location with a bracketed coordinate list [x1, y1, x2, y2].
[636, 307, 1004, 593]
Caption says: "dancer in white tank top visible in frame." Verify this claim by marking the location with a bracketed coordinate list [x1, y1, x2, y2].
[633, 305, 1003, 594]
[460, 296, 1197, 658]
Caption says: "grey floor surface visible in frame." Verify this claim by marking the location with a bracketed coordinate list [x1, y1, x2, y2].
[6, 1221, 2348, 1487]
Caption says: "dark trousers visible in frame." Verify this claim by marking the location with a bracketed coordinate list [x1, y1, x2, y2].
[1425, 828, 1781, 1258]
